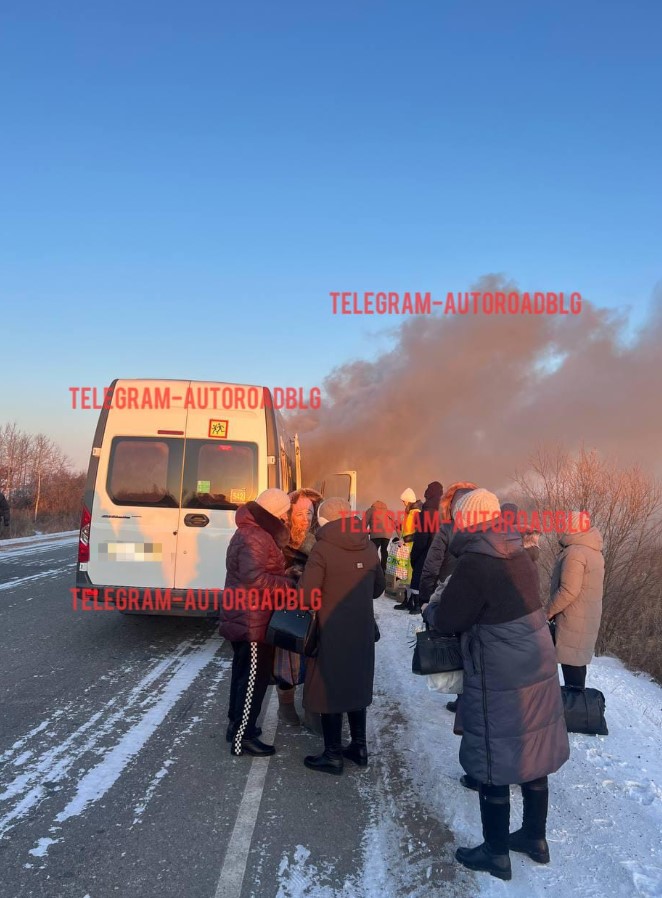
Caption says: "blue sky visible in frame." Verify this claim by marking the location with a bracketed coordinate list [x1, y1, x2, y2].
[1, 0, 661, 469]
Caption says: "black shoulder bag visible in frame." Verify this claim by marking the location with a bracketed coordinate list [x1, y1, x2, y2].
[265, 609, 319, 657]
[412, 625, 462, 675]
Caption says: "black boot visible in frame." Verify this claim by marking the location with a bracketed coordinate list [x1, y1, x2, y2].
[304, 712, 344, 775]
[510, 778, 550, 863]
[509, 829, 550, 864]
[343, 708, 368, 766]
[226, 722, 261, 742]
[230, 735, 275, 757]
[393, 590, 409, 610]
[456, 787, 511, 880]
[455, 843, 512, 880]
[446, 699, 458, 713]
[408, 591, 421, 615]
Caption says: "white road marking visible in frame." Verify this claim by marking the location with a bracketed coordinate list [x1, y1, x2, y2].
[213, 687, 279, 898]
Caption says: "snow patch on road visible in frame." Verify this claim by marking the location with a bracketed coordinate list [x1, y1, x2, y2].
[28, 836, 59, 857]
[276, 845, 360, 897]
[0, 720, 50, 765]
[0, 532, 78, 558]
[55, 638, 220, 823]
[131, 656, 230, 825]
[0, 565, 73, 591]
[0, 636, 223, 855]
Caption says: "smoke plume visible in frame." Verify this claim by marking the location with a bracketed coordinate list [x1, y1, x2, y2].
[288, 275, 662, 508]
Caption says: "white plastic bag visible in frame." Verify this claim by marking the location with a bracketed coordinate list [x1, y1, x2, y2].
[427, 669, 464, 694]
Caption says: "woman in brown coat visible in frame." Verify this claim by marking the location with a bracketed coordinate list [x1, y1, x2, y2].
[548, 515, 605, 688]
[300, 497, 385, 775]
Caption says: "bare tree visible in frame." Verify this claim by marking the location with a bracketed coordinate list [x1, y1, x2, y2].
[514, 444, 662, 681]
[0, 423, 82, 538]
[30, 433, 66, 522]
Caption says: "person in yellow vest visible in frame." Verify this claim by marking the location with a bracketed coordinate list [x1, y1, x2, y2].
[393, 487, 422, 610]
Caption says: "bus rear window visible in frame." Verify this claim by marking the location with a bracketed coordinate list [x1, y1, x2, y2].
[107, 438, 182, 506]
[182, 440, 258, 510]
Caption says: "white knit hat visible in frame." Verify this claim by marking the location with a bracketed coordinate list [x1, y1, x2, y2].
[400, 487, 417, 503]
[453, 488, 501, 528]
[255, 488, 291, 519]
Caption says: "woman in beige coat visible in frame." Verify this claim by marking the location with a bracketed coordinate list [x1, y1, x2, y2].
[547, 515, 605, 688]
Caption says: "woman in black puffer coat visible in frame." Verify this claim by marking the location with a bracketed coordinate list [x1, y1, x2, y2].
[406, 480, 444, 614]
[423, 489, 569, 881]
[219, 489, 295, 758]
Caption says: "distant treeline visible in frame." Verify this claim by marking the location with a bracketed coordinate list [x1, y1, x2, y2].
[0, 423, 85, 537]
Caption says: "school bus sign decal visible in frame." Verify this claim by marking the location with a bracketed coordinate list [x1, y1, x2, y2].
[208, 419, 229, 438]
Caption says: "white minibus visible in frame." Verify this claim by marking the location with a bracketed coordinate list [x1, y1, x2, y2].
[75, 378, 355, 615]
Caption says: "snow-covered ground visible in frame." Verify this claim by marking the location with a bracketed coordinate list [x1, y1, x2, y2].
[0, 530, 78, 559]
[274, 599, 662, 897]
[365, 600, 662, 897]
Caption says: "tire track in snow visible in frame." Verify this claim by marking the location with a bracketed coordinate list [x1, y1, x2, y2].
[0, 534, 77, 561]
[0, 636, 223, 851]
[0, 564, 73, 592]
[130, 656, 229, 826]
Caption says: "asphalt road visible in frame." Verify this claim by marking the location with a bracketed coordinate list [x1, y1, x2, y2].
[0, 539, 470, 898]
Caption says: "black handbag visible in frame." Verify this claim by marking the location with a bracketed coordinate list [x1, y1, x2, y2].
[265, 609, 318, 657]
[561, 686, 608, 736]
[412, 627, 462, 675]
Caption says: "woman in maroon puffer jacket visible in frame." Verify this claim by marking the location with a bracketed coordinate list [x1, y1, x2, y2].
[219, 488, 295, 757]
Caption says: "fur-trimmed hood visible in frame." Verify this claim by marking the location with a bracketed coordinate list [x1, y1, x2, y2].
[440, 481, 478, 521]
[236, 501, 290, 549]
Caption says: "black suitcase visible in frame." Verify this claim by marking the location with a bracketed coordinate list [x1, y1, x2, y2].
[561, 685, 608, 736]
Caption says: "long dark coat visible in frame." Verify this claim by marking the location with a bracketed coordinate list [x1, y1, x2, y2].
[302, 519, 385, 714]
[219, 502, 293, 643]
[417, 483, 477, 603]
[425, 525, 569, 786]
[410, 485, 444, 591]
[0, 492, 9, 527]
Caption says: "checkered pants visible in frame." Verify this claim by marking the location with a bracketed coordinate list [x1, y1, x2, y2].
[228, 641, 274, 754]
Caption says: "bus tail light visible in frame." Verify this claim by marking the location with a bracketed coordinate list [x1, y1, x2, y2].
[78, 505, 91, 563]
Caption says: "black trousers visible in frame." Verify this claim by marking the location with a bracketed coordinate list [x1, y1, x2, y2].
[561, 664, 587, 688]
[370, 537, 390, 574]
[228, 641, 274, 748]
